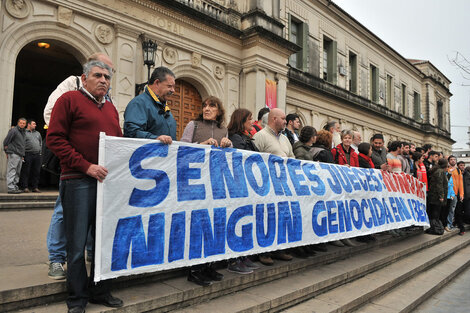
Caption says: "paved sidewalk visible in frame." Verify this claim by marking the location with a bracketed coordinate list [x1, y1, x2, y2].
[414, 265, 470, 313]
[0, 210, 52, 267]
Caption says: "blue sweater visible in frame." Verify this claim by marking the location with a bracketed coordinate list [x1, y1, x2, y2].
[447, 176, 456, 199]
[123, 89, 176, 140]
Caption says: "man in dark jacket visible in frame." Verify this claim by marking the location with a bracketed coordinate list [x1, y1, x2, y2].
[19, 120, 42, 193]
[427, 158, 448, 233]
[124, 66, 176, 143]
[370, 133, 388, 170]
[282, 113, 300, 146]
[3, 118, 26, 193]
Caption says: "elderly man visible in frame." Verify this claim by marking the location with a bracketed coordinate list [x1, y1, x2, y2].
[47, 60, 123, 313]
[124, 66, 176, 143]
[44, 53, 115, 280]
[253, 108, 294, 264]
[3, 118, 26, 193]
[323, 120, 341, 147]
[351, 131, 361, 152]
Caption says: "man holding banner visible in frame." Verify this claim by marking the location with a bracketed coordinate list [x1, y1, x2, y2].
[47, 60, 123, 313]
[253, 108, 294, 264]
[124, 66, 176, 143]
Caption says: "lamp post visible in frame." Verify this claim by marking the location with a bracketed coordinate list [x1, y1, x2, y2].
[135, 36, 158, 95]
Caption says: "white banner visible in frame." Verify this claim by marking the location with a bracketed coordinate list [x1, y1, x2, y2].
[94, 134, 428, 281]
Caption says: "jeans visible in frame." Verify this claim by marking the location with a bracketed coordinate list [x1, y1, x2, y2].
[447, 196, 458, 228]
[6, 153, 22, 191]
[19, 152, 41, 189]
[60, 177, 109, 308]
[47, 190, 66, 263]
[47, 186, 94, 264]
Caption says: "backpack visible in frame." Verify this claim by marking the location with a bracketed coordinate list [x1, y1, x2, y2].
[309, 147, 324, 161]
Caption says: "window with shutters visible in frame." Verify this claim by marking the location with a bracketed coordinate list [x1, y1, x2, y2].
[349, 52, 357, 93]
[386, 75, 393, 109]
[323, 36, 337, 84]
[369, 64, 379, 102]
[413, 91, 421, 121]
[288, 14, 308, 71]
[401, 84, 407, 116]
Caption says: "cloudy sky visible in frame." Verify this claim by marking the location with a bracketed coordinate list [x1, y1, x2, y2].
[333, 0, 470, 149]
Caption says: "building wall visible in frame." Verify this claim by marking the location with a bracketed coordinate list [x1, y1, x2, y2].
[0, 0, 454, 191]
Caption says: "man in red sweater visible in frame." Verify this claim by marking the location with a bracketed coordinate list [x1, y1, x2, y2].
[47, 60, 123, 313]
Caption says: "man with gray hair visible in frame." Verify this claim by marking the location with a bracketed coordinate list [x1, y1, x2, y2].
[124, 66, 176, 143]
[44, 53, 114, 280]
[351, 131, 361, 152]
[47, 60, 123, 313]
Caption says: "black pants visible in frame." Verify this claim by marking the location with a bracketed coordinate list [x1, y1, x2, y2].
[60, 177, 110, 308]
[19, 152, 41, 189]
[440, 199, 452, 228]
[454, 200, 465, 232]
[428, 203, 443, 221]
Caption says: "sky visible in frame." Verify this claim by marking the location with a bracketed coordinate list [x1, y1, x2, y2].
[333, 0, 470, 149]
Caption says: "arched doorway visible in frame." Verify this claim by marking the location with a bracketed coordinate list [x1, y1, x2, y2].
[167, 79, 203, 140]
[12, 40, 82, 131]
[12, 40, 82, 187]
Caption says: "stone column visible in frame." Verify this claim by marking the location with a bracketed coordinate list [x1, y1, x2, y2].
[276, 73, 287, 112]
[113, 26, 140, 126]
[242, 66, 266, 116]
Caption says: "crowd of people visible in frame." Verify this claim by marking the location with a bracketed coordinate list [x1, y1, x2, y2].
[4, 53, 469, 313]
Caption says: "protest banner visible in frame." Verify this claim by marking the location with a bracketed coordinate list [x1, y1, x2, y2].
[94, 134, 428, 281]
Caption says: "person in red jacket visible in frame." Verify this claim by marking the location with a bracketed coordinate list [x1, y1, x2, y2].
[331, 129, 359, 167]
[47, 60, 123, 313]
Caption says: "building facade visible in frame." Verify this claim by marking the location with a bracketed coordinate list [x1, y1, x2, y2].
[0, 0, 454, 191]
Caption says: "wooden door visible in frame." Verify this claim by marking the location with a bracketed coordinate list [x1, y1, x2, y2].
[166, 79, 202, 140]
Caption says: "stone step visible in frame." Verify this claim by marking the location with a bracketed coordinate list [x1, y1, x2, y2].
[355, 241, 470, 313]
[0, 201, 55, 210]
[173, 231, 470, 313]
[0, 193, 58, 202]
[281, 233, 470, 313]
[9, 229, 462, 313]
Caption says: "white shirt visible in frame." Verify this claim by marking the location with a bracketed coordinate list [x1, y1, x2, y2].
[43, 76, 82, 125]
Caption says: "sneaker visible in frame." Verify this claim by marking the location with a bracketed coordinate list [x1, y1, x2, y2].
[329, 240, 345, 247]
[258, 254, 274, 266]
[302, 245, 317, 256]
[48, 262, 66, 280]
[272, 251, 293, 261]
[32, 188, 41, 193]
[444, 226, 451, 232]
[23, 188, 31, 193]
[459, 231, 465, 236]
[203, 266, 224, 281]
[227, 259, 253, 274]
[341, 239, 357, 247]
[242, 257, 260, 270]
[291, 247, 309, 259]
[311, 243, 328, 252]
[7, 189, 22, 194]
[188, 270, 211, 286]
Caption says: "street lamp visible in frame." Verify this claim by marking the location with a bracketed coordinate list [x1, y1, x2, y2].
[135, 36, 158, 95]
[142, 38, 158, 83]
